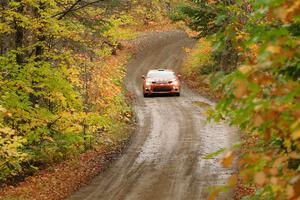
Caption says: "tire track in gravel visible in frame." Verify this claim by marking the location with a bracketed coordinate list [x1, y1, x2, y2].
[66, 31, 238, 200]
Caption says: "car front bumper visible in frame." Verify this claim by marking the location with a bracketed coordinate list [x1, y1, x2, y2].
[143, 84, 180, 94]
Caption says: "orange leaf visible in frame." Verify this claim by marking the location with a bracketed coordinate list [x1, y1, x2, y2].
[234, 80, 248, 98]
[273, 157, 287, 168]
[254, 172, 266, 186]
[267, 8, 273, 21]
[222, 151, 234, 168]
[269, 167, 278, 176]
[253, 114, 264, 127]
[290, 152, 300, 159]
[293, 178, 300, 197]
[208, 190, 218, 200]
[270, 177, 278, 185]
[286, 185, 295, 199]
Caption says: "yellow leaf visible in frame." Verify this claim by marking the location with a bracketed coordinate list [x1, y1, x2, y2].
[0, 105, 7, 113]
[267, 45, 281, 54]
[292, 129, 300, 140]
[291, 118, 300, 130]
[284, 139, 292, 151]
[238, 65, 252, 74]
[43, 135, 54, 142]
[254, 172, 266, 186]
[228, 174, 238, 187]
[253, 114, 264, 127]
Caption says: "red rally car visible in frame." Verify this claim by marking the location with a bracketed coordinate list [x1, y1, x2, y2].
[142, 69, 181, 97]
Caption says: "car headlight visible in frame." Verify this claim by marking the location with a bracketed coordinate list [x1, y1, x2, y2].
[172, 80, 179, 85]
[145, 80, 152, 86]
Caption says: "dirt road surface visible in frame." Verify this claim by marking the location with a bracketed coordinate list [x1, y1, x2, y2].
[66, 31, 238, 200]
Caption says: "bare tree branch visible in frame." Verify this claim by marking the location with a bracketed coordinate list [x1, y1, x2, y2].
[52, 0, 106, 20]
[57, 0, 82, 20]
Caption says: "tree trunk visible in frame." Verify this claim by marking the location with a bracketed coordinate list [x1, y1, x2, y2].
[0, 0, 9, 55]
[219, 39, 238, 73]
[30, 1, 46, 105]
[35, 2, 46, 60]
[15, 2, 24, 65]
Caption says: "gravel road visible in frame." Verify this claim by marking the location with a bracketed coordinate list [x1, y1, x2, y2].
[66, 31, 237, 200]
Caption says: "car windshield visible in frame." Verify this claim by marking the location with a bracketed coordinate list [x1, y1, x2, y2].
[147, 71, 175, 79]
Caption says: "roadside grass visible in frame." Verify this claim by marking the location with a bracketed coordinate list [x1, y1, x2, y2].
[192, 101, 211, 108]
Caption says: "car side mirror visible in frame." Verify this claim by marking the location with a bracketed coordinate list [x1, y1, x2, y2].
[141, 75, 145, 79]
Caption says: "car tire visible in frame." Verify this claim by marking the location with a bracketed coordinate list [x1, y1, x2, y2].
[143, 93, 148, 97]
[176, 92, 180, 96]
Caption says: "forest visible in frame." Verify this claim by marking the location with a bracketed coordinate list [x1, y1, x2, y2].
[177, 0, 300, 199]
[1, 0, 300, 200]
[0, 0, 179, 182]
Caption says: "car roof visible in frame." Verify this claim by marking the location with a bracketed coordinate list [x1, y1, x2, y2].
[146, 69, 176, 78]
[147, 69, 174, 73]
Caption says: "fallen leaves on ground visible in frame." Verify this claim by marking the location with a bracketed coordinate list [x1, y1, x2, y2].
[0, 144, 127, 200]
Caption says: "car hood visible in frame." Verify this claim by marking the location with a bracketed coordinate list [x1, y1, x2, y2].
[146, 78, 176, 83]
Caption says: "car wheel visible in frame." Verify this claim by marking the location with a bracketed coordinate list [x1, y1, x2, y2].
[143, 93, 148, 97]
[176, 92, 180, 96]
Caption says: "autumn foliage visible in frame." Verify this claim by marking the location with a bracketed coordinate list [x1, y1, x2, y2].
[178, 0, 300, 199]
[0, 0, 179, 184]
